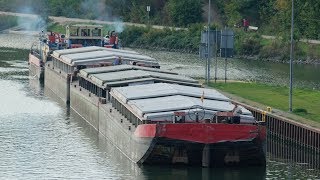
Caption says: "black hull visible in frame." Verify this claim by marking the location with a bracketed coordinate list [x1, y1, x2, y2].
[145, 138, 266, 167]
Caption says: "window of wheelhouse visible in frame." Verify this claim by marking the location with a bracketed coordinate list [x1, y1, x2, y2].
[91, 28, 101, 37]
[69, 27, 79, 36]
[80, 28, 90, 36]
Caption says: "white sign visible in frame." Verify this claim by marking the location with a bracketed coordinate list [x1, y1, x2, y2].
[147, 6, 150, 12]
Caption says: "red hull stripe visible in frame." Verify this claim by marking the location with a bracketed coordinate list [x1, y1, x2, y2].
[134, 123, 266, 144]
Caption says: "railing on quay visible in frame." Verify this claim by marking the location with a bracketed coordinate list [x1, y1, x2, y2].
[235, 101, 320, 171]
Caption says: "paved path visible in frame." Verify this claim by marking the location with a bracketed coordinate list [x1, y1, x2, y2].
[262, 35, 320, 44]
[0, 11, 183, 30]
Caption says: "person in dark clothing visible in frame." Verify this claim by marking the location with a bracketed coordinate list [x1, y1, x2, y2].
[243, 18, 249, 32]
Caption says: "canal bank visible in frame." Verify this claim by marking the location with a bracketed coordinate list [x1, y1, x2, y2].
[208, 82, 320, 125]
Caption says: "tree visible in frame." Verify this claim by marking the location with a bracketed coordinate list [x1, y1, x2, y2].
[166, 0, 203, 27]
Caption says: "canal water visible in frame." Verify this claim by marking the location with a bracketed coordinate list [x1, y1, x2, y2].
[0, 42, 319, 179]
[134, 49, 320, 90]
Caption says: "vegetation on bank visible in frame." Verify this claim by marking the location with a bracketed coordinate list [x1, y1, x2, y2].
[45, 21, 320, 63]
[0, 15, 17, 31]
[2, 0, 320, 62]
[0, 47, 29, 60]
[210, 82, 320, 123]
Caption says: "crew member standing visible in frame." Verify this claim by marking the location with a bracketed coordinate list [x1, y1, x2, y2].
[113, 33, 119, 49]
[243, 18, 249, 32]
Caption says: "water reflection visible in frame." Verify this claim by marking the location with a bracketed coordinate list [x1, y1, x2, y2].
[134, 49, 320, 90]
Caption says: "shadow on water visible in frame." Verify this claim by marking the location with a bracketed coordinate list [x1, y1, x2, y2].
[139, 166, 266, 180]
[267, 132, 320, 178]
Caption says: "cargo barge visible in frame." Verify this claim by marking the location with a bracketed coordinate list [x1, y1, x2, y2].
[41, 46, 266, 167]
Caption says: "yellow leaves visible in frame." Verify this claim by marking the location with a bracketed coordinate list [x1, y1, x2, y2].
[275, 0, 290, 10]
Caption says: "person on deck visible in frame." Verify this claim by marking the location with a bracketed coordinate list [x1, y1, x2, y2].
[113, 33, 119, 49]
[231, 104, 242, 124]
[113, 56, 122, 65]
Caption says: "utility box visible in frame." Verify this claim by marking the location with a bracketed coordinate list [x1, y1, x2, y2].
[220, 29, 234, 58]
[199, 30, 221, 59]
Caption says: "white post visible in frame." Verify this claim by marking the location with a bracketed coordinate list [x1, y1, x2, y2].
[147, 6, 150, 26]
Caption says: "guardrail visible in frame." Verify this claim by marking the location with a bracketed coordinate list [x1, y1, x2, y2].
[236, 101, 320, 170]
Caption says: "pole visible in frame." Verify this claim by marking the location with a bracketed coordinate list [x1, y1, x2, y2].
[206, 0, 211, 85]
[205, 52, 207, 82]
[148, 11, 150, 26]
[147, 6, 150, 26]
[214, 30, 218, 83]
[224, 27, 227, 83]
[289, 0, 294, 112]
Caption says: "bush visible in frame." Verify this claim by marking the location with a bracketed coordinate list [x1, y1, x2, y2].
[259, 40, 306, 62]
[293, 108, 308, 116]
[233, 31, 260, 56]
[0, 15, 17, 31]
[120, 24, 201, 52]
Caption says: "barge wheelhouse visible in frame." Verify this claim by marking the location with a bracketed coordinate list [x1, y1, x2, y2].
[29, 24, 106, 81]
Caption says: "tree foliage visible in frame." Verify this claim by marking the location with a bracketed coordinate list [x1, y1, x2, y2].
[165, 0, 203, 27]
[1, 0, 320, 40]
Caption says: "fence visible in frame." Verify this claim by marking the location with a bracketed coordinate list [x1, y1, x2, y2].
[237, 101, 320, 171]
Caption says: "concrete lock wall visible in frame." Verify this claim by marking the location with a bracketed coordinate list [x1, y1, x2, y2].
[45, 65, 70, 104]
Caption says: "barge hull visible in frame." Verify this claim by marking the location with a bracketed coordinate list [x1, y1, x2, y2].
[29, 53, 44, 81]
[70, 83, 154, 163]
[145, 138, 266, 167]
[45, 62, 70, 104]
[136, 123, 266, 167]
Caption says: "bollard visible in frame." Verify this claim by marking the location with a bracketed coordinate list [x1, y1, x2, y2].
[262, 111, 266, 122]
[267, 106, 272, 112]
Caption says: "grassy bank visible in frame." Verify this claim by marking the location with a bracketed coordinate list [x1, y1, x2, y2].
[209, 82, 320, 123]
[0, 47, 29, 60]
[0, 15, 17, 31]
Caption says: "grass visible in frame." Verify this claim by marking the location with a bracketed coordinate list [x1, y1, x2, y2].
[260, 38, 272, 46]
[209, 82, 320, 123]
[0, 47, 29, 60]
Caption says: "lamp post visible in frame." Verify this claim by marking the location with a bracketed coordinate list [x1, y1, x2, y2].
[289, 0, 294, 112]
[147, 6, 150, 26]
